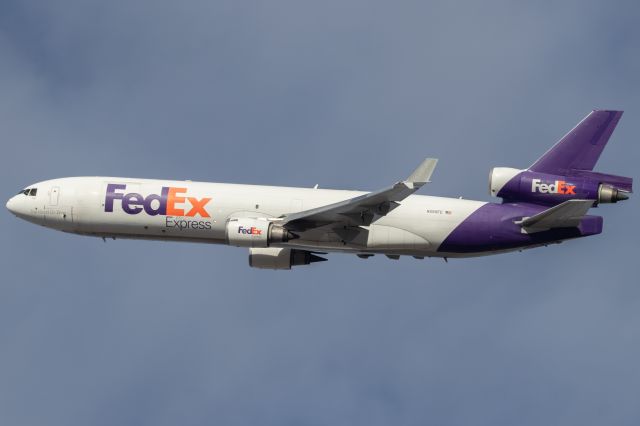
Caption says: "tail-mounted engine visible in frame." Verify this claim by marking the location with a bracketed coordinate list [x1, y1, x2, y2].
[225, 218, 297, 248]
[489, 167, 632, 205]
[249, 248, 327, 269]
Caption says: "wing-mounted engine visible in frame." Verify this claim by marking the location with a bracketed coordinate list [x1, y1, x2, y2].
[248, 247, 327, 269]
[489, 167, 632, 206]
[225, 217, 297, 247]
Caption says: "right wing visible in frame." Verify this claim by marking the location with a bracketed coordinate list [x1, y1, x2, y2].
[281, 158, 438, 232]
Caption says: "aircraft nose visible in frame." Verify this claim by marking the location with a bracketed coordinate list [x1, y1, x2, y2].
[6, 195, 30, 219]
[6, 196, 18, 214]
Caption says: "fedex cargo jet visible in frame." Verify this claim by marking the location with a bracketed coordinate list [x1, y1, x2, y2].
[6, 110, 632, 269]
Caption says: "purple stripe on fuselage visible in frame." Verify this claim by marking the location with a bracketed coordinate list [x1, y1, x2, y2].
[438, 203, 602, 254]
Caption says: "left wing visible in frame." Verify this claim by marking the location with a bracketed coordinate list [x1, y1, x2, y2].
[282, 158, 438, 232]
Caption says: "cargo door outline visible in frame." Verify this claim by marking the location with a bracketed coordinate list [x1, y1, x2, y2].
[49, 186, 60, 206]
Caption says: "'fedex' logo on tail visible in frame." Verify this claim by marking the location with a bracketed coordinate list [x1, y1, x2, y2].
[105, 184, 211, 217]
[531, 179, 576, 195]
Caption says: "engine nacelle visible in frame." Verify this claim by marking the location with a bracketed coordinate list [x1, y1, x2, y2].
[489, 167, 523, 198]
[489, 167, 631, 205]
[225, 218, 296, 248]
[248, 248, 327, 270]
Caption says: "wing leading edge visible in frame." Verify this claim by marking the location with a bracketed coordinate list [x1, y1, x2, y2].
[282, 158, 438, 232]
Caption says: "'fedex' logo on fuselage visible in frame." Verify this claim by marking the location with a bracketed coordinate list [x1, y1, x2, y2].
[105, 183, 211, 217]
[531, 179, 576, 195]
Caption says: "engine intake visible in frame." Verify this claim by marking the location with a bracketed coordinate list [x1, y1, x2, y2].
[489, 167, 522, 197]
[226, 218, 297, 248]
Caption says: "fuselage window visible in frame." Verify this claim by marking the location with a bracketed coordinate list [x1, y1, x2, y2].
[29, 188, 37, 196]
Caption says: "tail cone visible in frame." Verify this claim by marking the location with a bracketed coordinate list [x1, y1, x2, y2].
[616, 191, 630, 202]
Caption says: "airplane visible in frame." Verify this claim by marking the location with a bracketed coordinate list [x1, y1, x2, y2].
[6, 110, 632, 269]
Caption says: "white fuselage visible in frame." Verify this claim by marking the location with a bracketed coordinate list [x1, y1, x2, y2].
[6, 177, 488, 258]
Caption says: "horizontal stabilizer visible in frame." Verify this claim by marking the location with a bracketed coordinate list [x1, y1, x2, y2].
[516, 199, 594, 232]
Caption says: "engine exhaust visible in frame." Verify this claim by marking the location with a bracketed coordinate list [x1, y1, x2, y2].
[598, 184, 630, 203]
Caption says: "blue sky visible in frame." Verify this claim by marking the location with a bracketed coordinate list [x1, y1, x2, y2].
[1, 1, 639, 425]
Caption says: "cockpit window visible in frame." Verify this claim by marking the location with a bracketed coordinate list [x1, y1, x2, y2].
[18, 188, 37, 196]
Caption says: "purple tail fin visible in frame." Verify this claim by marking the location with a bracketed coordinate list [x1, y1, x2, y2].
[529, 110, 623, 174]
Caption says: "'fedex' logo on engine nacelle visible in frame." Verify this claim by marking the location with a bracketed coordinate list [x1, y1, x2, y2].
[238, 226, 262, 235]
[105, 183, 211, 217]
[531, 179, 576, 195]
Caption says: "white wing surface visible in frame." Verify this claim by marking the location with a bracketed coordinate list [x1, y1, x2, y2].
[282, 158, 438, 232]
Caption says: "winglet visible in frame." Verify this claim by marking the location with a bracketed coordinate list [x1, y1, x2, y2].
[407, 158, 438, 186]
